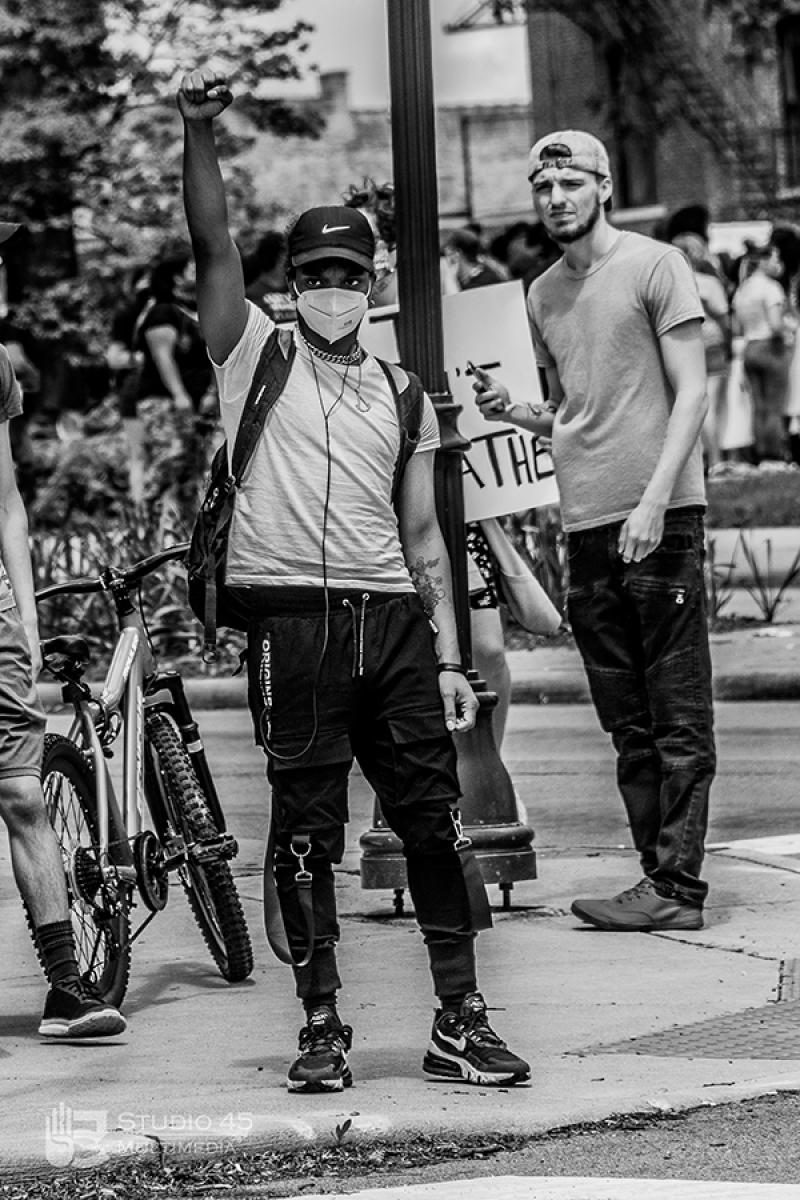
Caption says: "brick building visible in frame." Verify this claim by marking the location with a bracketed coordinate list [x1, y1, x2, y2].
[227, 70, 534, 240]
[231, 1, 800, 244]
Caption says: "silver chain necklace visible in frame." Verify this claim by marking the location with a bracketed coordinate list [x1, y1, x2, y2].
[299, 330, 364, 366]
[302, 334, 370, 413]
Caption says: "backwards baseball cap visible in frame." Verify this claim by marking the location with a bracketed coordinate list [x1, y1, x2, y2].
[0, 221, 20, 245]
[288, 205, 376, 272]
[527, 131, 610, 181]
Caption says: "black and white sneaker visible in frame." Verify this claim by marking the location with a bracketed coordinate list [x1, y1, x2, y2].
[423, 992, 530, 1086]
[287, 1006, 353, 1093]
[39, 985, 126, 1039]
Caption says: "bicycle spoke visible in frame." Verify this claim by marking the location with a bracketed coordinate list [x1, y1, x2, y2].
[38, 737, 132, 1005]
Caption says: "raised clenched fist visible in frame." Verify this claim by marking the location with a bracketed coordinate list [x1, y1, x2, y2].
[177, 69, 233, 121]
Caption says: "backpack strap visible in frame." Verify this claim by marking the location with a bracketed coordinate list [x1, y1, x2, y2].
[196, 326, 294, 661]
[229, 325, 295, 483]
[376, 358, 425, 502]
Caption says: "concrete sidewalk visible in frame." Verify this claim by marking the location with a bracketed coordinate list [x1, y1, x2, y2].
[3, 791, 800, 1176]
[6, 599, 800, 1180]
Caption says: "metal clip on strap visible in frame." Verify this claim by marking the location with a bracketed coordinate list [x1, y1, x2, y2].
[291, 835, 313, 888]
[262, 827, 316, 968]
[452, 810, 472, 851]
[451, 808, 493, 932]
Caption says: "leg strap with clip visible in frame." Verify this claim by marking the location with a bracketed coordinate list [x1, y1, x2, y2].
[262, 826, 316, 967]
[452, 808, 493, 931]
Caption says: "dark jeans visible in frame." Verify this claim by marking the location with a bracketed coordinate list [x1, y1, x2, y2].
[566, 507, 715, 907]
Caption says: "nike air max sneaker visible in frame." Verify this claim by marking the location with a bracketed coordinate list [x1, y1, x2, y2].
[423, 992, 530, 1086]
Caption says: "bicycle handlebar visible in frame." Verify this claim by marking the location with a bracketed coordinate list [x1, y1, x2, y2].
[35, 542, 190, 602]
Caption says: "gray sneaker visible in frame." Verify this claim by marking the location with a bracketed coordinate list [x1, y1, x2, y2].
[571, 878, 704, 932]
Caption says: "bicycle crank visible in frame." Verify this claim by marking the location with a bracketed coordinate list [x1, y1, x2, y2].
[133, 830, 170, 911]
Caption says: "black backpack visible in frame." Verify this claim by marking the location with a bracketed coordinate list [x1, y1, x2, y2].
[186, 327, 424, 660]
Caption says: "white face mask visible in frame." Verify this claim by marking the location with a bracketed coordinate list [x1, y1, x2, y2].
[295, 287, 369, 344]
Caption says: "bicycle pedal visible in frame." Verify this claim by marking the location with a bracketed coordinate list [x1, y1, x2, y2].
[193, 834, 239, 863]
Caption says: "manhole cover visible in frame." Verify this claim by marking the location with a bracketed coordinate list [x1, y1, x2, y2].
[579, 999, 800, 1059]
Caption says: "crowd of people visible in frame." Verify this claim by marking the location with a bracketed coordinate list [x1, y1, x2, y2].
[659, 208, 800, 471]
[0, 56, 793, 1097]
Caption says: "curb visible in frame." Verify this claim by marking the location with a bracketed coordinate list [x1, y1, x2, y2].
[37, 670, 800, 712]
[7, 1078, 800, 1180]
[510, 673, 800, 705]
[38, 678, 248, 714]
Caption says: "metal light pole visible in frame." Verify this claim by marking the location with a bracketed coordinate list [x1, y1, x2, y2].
[358, 0, 536, 911]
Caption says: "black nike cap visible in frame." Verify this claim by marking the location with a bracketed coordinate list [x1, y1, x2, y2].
[288, 206, 376, 272]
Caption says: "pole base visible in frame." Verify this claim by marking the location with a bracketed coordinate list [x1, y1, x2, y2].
[359, 822, 536, 900]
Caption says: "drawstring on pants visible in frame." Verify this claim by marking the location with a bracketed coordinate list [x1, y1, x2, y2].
[343, 593, 370, 677]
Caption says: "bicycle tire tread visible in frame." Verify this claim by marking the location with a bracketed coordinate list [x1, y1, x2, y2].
[145, 711, 253, 982]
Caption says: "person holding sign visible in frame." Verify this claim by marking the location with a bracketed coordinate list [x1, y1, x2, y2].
[178, 67, 530, 1093]
[475, 130, 715, 934]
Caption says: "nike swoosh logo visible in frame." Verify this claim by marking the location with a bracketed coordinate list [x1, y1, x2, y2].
[438, 1031, 467, 1052]
[321, 224, 351, 234]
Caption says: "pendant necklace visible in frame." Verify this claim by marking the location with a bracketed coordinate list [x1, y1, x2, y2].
[301, 331, 370, 413]
[308, 349, 351, 421]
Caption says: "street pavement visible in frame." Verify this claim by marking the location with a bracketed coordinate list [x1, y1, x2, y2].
[5, 606, 800, 1195]
[300, 1182, 800, 1199]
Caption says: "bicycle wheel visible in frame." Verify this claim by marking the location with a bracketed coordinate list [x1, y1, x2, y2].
[144, 710, 253, 982]
[37, 734, 132, 1007]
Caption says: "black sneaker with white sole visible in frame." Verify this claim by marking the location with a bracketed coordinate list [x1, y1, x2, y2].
[39, 985, 126, 1039]
[287, 1006, 353, 1093]
[423, 992, 530, 1086]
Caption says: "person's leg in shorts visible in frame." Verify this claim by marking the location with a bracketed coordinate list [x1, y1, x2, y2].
[0, 606, 126, 1038]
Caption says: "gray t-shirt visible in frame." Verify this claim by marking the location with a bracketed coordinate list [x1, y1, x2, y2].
[527, 231, 706, 532]
[0, 345, 23, 613]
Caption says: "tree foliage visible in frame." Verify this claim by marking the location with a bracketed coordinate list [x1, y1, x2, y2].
[708, 0, 786, 59]
[0, 0, 319, 363]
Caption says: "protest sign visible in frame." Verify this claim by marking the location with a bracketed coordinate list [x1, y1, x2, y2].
[363, 281, 559, 521]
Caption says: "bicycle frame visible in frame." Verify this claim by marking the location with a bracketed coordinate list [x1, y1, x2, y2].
[40, 544, 228, 894]
[37, 543, 254, 994]
[66, 621, 147, 879]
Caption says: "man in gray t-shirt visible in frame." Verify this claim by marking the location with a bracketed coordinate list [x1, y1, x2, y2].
[475, 130, 715, 933]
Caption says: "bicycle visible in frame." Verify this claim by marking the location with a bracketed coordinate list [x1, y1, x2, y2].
[34, 543, 253, 1007]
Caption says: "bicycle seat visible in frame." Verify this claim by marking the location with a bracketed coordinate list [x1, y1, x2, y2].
[41, 635, 91, 662]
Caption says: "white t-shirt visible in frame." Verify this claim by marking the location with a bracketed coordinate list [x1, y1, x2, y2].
[211, 302, 440, 590]
[732, 271, 785, 342]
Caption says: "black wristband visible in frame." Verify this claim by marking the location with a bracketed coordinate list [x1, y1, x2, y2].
[436, 662, 467, 676]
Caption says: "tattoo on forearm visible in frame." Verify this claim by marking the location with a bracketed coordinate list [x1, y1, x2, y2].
[410, 556, 445, 617]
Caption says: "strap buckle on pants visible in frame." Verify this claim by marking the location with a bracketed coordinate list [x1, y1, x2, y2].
[451, 808, 493, 931]
[262, 828, 316, 968]
[290, 834, 313, 887]
[451, 809, 472, 851]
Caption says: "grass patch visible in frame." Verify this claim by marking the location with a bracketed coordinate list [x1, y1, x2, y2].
[706, 468, 800, 527]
